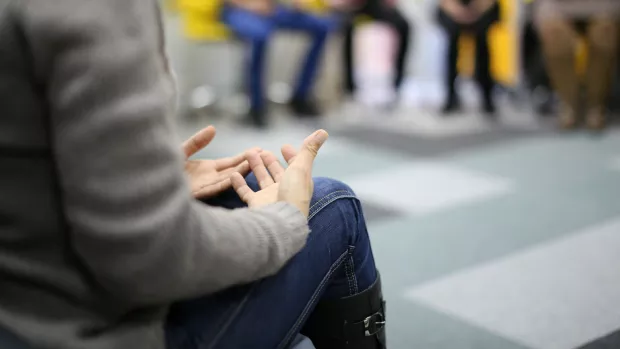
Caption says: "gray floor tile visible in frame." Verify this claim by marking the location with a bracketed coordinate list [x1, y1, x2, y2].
[579, 329, 620, 349]
[360, 200, 404, 223]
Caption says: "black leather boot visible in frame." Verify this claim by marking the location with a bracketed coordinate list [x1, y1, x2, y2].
[302, 273, 386, 349]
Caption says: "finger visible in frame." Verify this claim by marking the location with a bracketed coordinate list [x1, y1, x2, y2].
[260, 151, 285, 182]
[246, 150, 274, 189]
[182, 126, 216, 158]
[231, 172, 254, 203]
[192, 178, 231, 199]
[294, 129, 328, 170]
[232, 160, 251, 178]
[281, 144, 298, 165]
[220, 160, 251, 180]
[215, 147, 260, 171]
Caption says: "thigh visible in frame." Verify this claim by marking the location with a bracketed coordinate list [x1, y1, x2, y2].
[221, 6, 274, 40]
[167, 178, 360, 349]
[537, 17, 578, 55]
[272, 6, 334, 32]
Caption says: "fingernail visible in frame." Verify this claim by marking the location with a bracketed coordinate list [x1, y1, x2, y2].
[313, 130, 328, 144]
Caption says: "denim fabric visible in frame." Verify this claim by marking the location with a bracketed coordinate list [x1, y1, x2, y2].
[221, 6, 333, 110]
[165, 176, 378, 349]
[0, 326, 31, 349]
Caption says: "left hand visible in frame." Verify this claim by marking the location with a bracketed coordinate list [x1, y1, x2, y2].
[182, 126, 257, 199]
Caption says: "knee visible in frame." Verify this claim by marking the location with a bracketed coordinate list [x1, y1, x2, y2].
[313, 177, 355, 197]
[538, 21, 574, 57]
[309, 177, 359, 219]
[588, 20, 618, 53]
[311, 19, 332, 39]
[244, 24, 272, 44]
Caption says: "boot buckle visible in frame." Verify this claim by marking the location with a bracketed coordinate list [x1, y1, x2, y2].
[363, 312, 385, 337]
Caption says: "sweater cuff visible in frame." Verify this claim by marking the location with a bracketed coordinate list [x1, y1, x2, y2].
[256, 202, 310, 266]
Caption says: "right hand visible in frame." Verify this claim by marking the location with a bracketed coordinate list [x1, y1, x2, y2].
[231, 130, 329, 218]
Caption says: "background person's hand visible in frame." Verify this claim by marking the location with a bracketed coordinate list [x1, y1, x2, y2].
[247, 0, 275, 15]
[182, 126, 256, 199]
[291, 0, 311, 10]
[231, 130, 328, 218]
[443, 0, 476, 24]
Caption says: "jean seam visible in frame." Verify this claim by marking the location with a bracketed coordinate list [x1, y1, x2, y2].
[344, 256, 354, 295]
[309, 190, 351, 214]
[308, 190, 356, 221]
[348, 246, 359, 294]
[276, 250, 350, 349]
[205, 283, 258, 349]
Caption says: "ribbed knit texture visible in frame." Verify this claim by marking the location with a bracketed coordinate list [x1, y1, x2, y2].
[0, 0, 309, 348]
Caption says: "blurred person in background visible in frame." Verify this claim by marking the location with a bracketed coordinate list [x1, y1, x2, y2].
[335, 0, 411, 107]
[522, 0, 555, 116]
[535, 0, 620, 130]
[0, 1, 386, 349]
[222, 0, 334, 128]
[437, 0, 500, 115]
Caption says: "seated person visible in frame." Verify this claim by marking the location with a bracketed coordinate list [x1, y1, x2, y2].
[0, 1, 386, 349]
[221, 0, 334, 127]
[437, 0, 500, 115]
[522, 1, 554, 116]
[535, 0, 620, 130]
[334, 0, 412, 105]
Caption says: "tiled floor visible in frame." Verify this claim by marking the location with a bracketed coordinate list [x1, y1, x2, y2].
[176, 103, 620, 349]
[166, 8, 620, 348]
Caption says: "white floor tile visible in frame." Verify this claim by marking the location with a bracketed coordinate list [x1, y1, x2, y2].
[344, 162, 514, 216]
[610, 157, 620, 171]
[405, 218, 620, 349]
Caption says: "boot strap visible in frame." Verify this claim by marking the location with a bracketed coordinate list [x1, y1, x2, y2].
[345, 300, 386, 338]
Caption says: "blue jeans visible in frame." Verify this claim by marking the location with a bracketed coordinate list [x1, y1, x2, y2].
[165, 176, 378, 349]
[221, 5, 334, 110]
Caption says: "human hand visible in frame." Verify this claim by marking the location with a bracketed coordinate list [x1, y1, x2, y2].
[245, 0, 275, 15]
[291, 0, 311, 10]
[231, 130, 329, 217]
[444, 1, 476, 24]
[182, 126, 256, 199]
[470, 0, 495, 17]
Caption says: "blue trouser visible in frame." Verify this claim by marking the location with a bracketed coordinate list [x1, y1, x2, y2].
[165, 176, 378, 349]
[221, 6, 333, 111]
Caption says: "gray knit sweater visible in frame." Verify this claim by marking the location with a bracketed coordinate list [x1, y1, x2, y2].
[0, 0, 309, 348]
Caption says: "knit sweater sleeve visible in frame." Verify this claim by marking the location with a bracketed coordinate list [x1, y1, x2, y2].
[19, 0, 309, 305]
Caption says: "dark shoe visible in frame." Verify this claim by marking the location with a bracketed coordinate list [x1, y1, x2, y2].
[244, 108, 268, 129]
[302, 273, 386, 349]
[585, 107, 606, 131]
[441, 94, 462, 114]
[483, 97, 497, 116]
[290, 98, 322, 118]
[558, 103, 578, 130]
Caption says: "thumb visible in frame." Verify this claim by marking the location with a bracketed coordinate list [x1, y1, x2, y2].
[294, 129, 329, 168]
[183, 126, 216, 158]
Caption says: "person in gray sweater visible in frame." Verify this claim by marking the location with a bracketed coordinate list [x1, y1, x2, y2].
[0, 0, 385, 348]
